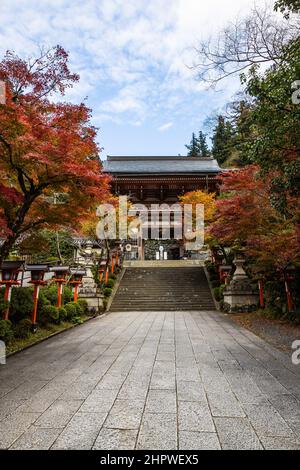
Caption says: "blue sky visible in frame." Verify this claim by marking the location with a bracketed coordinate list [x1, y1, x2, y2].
[0, 0, 268, 158]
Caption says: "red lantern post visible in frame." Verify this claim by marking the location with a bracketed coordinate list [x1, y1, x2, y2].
[0, 261, 24, 320]
[105, 268, 109, 286]
[111, 256, 115, 274]
[49, 267, 70, 307]
[219, 265, 232, 286]
[99, 261, 106, 284]
[69, 269, 86, 302]
[27, 265, 49, 331]
[284, 267, 295, 313]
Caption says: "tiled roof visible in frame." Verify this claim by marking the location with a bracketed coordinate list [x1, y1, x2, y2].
[102, 156, 221, 174]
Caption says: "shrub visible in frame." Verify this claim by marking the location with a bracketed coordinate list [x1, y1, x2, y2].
[10, 287, 33, 322]
[63, 285, 73, 303]
[41, 305, 60, 324]
[264, 280, 287, 318]
[0, 297, 9, 318]
[41, 285, 58, 305]
[14, 318, 32, 339]
[58, 307, 67, 322]
[0, 319, 14, 344]
[77, 299, 88, 315]
[74, 301, 84, 316]
[103, 287, 112, 297]
[219, 284, 226, 297]
[38, 290, 51, 311]
[206, 262, 217, 274]
[213, 287, 222, 302]
[106, 279, 115, 289]
[110, 273, 117, 280]
[41, 284, 73, 306]
[71, 316, 83, 324]
[64, 302, 78, 320]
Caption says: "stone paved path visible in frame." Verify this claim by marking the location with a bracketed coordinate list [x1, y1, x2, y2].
[1, 310, 300, 450]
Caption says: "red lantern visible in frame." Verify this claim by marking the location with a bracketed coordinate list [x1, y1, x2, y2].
[69, 269, 86, 302]
[284, 267, 296, 313]
[219, 265, 231, 285]
[99, 261, 106, 283]
[26, 264, 49, 331]
[49, 266, 70, 307]
[0, 261, 24, 320]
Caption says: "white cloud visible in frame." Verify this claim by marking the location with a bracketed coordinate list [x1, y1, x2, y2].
[158, 122, 174, 132]
[0, 0, 272, 128]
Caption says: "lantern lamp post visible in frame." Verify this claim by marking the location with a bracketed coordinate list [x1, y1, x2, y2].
[111, 255, 115, 274]
[0, 261, 24, 320]
[219, 265, 232, 286]
[284, 266, 296, 313]
[251, 267, 266, 309]
[105, 266, 109, 286]
[69, 269, 86, 302]
[26, 264, 49, 332]
[49, 266, 70, 307]
[99, 261, 106, 284]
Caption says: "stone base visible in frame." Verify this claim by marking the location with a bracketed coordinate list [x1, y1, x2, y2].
[223, 292, 259, 313]
[79, 295, 104, 314]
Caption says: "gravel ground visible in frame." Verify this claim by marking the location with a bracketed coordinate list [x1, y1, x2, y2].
[229, 312, 300, 353]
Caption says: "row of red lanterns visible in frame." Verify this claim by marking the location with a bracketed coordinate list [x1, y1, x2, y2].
[0, 262, 86, 329]
[98, 252, 122, 285]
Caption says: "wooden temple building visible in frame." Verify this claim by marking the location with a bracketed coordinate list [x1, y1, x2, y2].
[102, 155, 221, 260]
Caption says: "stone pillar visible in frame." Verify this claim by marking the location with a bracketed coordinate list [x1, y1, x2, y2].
[223, 255, 259, 313]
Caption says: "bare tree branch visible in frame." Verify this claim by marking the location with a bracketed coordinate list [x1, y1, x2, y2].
[191, 6, 299, 86]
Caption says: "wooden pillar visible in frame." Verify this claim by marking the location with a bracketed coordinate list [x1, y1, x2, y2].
[111, 256, 115, 274]
[31, 285, 40, 326]
[73, 285, 79, 302]
[285, 280, 294, 313]
[3, 285, 11, 320]
[57, 283, 63, 308]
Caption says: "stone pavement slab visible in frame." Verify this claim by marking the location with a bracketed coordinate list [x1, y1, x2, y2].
[0, 310, 299, 449]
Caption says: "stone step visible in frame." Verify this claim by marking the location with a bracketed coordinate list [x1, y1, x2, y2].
[109, 266, 215, 312]
[111, 306, 215, 310]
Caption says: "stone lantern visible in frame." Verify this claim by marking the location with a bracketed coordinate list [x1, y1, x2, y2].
[223, 254, 259, 313]
[0, 261, 24, 320]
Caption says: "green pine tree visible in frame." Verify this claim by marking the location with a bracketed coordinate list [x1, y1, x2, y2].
[185, 132, 199, 157]
[211, 115, 234, 165]
[197, 131, 210, 158]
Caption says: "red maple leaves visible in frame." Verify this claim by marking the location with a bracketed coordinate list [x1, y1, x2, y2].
[209, 165, 300, 270]
[0, 46, 111, 261]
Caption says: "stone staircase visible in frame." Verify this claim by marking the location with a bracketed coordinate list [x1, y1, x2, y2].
[109, 267, 216, 311]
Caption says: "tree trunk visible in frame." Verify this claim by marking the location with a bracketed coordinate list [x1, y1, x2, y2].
[0, 236, 16, 265]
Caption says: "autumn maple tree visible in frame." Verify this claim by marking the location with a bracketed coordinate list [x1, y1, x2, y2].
[0, 46, 111, 263]
[179, 190, 216, 223]
[209, 166, 300, 271]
